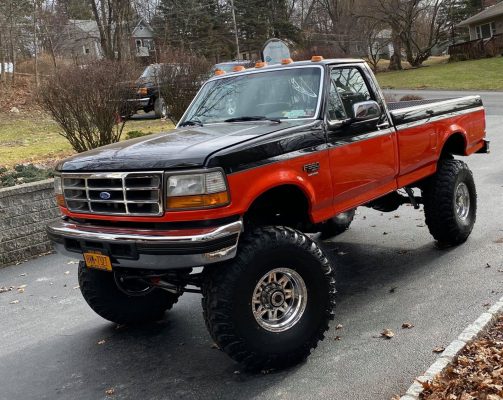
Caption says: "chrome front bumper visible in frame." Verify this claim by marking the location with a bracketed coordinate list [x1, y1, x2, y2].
[47, 219, 243, 270]
[126, 97, 150, 107]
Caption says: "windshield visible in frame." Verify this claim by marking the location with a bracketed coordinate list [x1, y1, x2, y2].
[140, 64, 161, 79]
[181, 67, 322, 124]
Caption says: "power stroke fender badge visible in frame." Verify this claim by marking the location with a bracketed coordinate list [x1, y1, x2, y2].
[303, 162, 320, 176]
[99, 192, 112, 200]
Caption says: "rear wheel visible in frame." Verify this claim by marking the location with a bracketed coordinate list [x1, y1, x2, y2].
[202, 226, 336, 371]
[78, 262, 179, 325]
[422, 159, 477, 245]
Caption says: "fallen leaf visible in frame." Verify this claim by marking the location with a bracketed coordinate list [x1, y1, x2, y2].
[73, 285, 80, 290]
[494, 238, 503, 244]
[486, 263, 492, 268]
[17, 285, 27, 289]
[402, 322, 414, 329]
[17, 288, 25, 293]
[389, 287, 397, 293]
[97, 340, 106, 345]
[383, 232, 389, 235]
[334, 336, 341, 341]
[483, 303, 491, 307]
[394, 215, 400, 218]
[416, 224, 425, 227]
[432, 346, 445, 353]
[105, 388, 115, 396]
[9, 300, 19, 304]
[0, 287, 13, 294]
[67, 260, 78, 265]
[335, 324, 343, 330]
[19, 273, 26, 277]
[64, 271, 70, 275]
[381, 329, 394, 339]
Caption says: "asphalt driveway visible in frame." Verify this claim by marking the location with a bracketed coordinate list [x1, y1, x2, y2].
[0, 91, 502, 400]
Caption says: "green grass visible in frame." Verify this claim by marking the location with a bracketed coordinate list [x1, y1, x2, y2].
[0, 113, 174, 168]
[376, 56, 503, 90]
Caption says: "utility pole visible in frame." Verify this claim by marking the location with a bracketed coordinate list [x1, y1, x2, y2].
[230, 0, 240, 60]
[34, 0, 39, 87]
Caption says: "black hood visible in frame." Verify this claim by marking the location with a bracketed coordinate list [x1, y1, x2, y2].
[57, 121, 312, 172]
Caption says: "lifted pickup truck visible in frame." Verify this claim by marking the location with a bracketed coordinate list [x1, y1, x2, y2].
[48, 57, 488, 371]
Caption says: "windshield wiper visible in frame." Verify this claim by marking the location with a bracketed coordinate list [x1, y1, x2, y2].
[179, 119, 204, 127]
[224, 116, 281, 123]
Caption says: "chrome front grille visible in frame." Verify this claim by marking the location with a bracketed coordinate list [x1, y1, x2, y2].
[62, 172, 163, 216]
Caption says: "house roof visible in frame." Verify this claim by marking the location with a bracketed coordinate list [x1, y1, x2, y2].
[458, 2, 503, 27]
[132, 19, 154, 37]
[68, 20, 100, 37]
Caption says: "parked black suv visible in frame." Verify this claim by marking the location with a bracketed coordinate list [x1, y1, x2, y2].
[126, 64, 167, 118]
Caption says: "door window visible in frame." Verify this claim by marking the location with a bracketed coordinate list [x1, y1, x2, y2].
[327, 67, 372, 121]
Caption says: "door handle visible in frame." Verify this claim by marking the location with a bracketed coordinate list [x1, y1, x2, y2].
[377, 121, 390, 130]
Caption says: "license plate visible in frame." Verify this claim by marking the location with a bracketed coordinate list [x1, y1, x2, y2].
[83, 252, 112, 272]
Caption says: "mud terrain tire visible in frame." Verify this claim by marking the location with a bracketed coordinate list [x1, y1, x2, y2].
[78, 262, 179, 325]
[423, 159, 477, 245]
[202, 226, 336, 371]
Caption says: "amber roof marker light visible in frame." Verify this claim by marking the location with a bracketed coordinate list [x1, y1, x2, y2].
[281, 58, 293, 65]
[232, 65, 246, 72]
[311, 55, 324, 62]
[255, 61, 267, 68]
[214, 69, 226, 76]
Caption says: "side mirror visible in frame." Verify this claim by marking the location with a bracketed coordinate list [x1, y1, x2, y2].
[352, 101, 381, 121]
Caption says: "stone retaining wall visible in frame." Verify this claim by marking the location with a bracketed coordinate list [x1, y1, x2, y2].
[0, 179, 59, 267]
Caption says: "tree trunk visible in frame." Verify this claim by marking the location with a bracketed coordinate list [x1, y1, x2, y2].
[389, 29, 402, 71]
[0, 31, 4, 83]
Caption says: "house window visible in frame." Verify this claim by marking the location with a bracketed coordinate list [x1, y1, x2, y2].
[476, 21, 496, 39]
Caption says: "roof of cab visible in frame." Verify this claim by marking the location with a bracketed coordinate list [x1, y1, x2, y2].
[208, 58, 366, 80]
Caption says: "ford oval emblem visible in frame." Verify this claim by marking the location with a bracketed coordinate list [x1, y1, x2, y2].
[99, 191, 111, 200]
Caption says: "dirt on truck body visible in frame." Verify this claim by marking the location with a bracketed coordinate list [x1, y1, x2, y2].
[47, 57, 489, 371]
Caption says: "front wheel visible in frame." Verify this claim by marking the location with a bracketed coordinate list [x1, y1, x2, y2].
[422, 159, 477, 245]
[202, 226, 336, 371]
[78, 262, 180, 325]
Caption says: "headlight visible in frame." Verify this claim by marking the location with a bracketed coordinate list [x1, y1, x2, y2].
[54, 176, 65, 207]
[166, 170, 229, 209]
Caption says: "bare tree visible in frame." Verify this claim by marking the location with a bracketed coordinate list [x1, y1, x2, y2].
[88, 0, 134, 60]
[38, 60, 139, 152]
[367, 0, 447, 68]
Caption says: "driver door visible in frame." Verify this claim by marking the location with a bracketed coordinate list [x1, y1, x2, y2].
[326, 66, 398, 214]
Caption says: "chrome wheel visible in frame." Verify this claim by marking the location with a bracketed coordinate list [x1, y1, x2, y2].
[251, 268, 307, 332]
[455, 182, 470, 221]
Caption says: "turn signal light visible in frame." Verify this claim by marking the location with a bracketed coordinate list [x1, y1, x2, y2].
[214, 69, 226, 76]
[311, 55, 324, 62]
[167, 192, 230, 209]
[56, 194, 66, 207]
[255, 61, 267, 68]
[281, 58, 293, 65]
[232, 65, 245, 72]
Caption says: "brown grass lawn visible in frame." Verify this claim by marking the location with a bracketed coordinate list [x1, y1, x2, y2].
[0, 111, 174, 168]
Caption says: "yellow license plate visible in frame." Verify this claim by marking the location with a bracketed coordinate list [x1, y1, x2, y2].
[83, 252, 112, 272]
